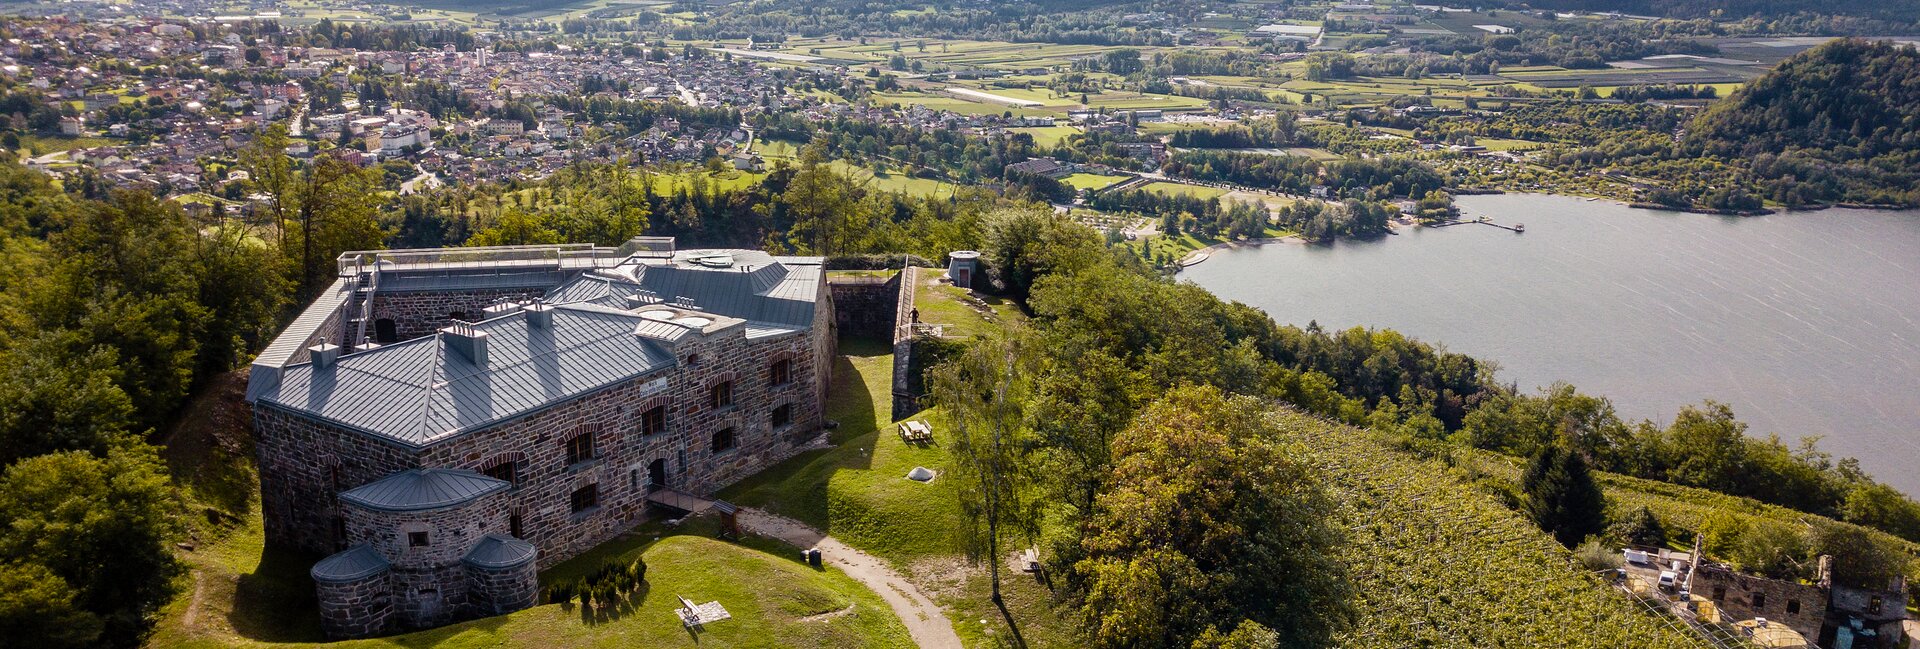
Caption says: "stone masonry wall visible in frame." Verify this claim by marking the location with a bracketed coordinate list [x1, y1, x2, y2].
[827, 275, 898, 340]
[369, 288, 547, 343]
[467, 561, 540, 616]
[410, 322, 823, 569]
[1695, 565, 1827, 639]
[389, 563, 472, 630]
[254, 406, 424, 556]
[890, 266, 920, 418]
[315, 572, 394, 639]
[345, 495, 511, 572]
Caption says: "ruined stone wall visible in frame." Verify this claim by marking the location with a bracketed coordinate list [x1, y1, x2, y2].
[369, 287, 547, 343]
[254, 406, 424, 556]
[315, 572, 394, 639]
[1695, 565, 1828, 639]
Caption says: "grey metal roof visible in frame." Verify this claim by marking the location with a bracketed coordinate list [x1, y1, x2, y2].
[250, 244, 824, 448]
[311, 544, 391, 583]
[463, 534, 538, 569]
[340, 468, 510, 512]
[253, 305, 680, 447]
[247, 278, 351, 402]
[547, 251, 824, 330]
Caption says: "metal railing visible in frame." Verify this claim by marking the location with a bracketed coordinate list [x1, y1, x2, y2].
[336, 236, 677, 277]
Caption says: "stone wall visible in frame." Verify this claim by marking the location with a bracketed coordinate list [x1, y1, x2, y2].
[345, 495, 511, 572]
[827, 274, 899, 340]
[409, 322, 824, 569]
[369, 287, 547, 343]
[315, 571, 394, 639]
[1695, 564, 1828, 639]
[467, 560, 540, 617]
[890, 266, 921, 418]
[254, 406, 424, 556]
[390, 563, 472, 630]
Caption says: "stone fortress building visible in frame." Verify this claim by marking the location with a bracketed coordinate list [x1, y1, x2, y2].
[244, 238, 834, 638]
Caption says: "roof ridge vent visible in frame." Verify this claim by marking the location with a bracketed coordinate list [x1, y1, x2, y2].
[441, 321, 489, 366]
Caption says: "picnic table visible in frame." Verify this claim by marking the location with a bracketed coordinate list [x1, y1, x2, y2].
[899, 420, 933, 443]
[676, 595, 731, 627]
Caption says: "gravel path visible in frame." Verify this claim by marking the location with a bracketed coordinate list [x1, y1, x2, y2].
[737, 507, 963, 649]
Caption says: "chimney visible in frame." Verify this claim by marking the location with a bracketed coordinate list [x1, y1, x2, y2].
[523, 303, 554, 328]
[441, 322, 489, 366]
[309, 339, 341, 369]
[1817, 554, 1833, 590]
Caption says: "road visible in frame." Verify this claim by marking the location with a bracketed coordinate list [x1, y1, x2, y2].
[736, 507, 963, 649]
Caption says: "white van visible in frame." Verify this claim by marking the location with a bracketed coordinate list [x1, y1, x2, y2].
[1658, 571, 1680, 592]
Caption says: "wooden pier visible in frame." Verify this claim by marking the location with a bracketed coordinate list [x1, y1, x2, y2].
[1428, 217, 1525, 233]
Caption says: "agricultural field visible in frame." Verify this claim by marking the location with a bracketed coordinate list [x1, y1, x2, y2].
[871, 91, 1055, 117]
[1277, 411, 1710, 649]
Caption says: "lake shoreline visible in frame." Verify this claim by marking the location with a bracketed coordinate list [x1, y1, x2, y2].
[1183, 194, 1920, 498]
[1177, 235, 1299, 268]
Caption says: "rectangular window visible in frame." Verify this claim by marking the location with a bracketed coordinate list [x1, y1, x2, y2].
[640, 405, 667, 436]
[769, 359, 791, 386]
[408, 531, 429, 547]
[1870, 596, 1883, 615]
[1751, 592, 1765, 610]
[509, 513, 523, 538]
[1712, 587, 1726, 601]
[710, 381, 734, 409]
[712, 427, 736, 453]
[566, 434, 595, 466]
[771, 403, 792, 429]
[482, 461, 516, 485]
[570, 484, 599, 514]
[1786, 599, 1800, 614]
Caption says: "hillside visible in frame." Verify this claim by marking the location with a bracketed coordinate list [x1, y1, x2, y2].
[1687, 38, 1920, 205]
[1274, 410, 1706, 649]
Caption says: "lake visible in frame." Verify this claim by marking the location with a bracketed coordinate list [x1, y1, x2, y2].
[1183, 193, 1920, 496]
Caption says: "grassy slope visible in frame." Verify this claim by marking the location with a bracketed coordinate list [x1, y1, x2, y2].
[719, 288, 1080, 648]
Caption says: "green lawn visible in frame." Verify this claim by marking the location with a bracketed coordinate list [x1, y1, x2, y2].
[647, 169, 769, 194]
[1060, 172, 1128, 192]
[1008, 124, 1077, 148]
[717, 329, 1081, 648]
[719, 337, 964, 562]
[1140, 181, 1229, 200]
[828, 160, 958, 197]
[333, 534, 911, 649]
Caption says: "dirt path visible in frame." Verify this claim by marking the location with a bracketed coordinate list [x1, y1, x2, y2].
[736, 508, 963, 649]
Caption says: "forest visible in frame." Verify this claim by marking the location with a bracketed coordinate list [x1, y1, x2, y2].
[1686, 38, 1920, 206]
